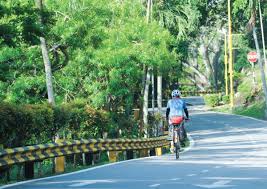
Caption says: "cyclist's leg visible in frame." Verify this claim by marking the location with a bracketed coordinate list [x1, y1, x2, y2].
[169, 124, 174, 153]
[176, 128, 181, 149]
[181, 122, 187, 139]
[168, 124, 173, 139]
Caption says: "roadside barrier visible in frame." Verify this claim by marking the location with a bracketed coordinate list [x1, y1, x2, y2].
[0, 136, 169, 178]
[181, 90, 221, 96]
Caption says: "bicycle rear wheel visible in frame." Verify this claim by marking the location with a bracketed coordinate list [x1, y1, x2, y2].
[175, 142, 179, 159]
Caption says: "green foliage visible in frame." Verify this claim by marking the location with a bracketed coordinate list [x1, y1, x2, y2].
[233, 101, 265, 120]
[204, 94, 221, 107]
[222, 95, 230, 104]
[0, 101, 139, 148]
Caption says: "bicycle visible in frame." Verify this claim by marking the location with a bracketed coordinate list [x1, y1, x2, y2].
[169, 116, 189, 159]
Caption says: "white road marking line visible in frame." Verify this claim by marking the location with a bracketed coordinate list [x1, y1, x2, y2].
[201, 170, 209, 173]
[195, 180, 233, 188]
[187, 174, 196, 177]
[214, 166, 222, 169]
[203, 177, 263, 180]
[69, 180, 114, 187]
[149, 184, 160, 187]
[170, 178, 181, 181]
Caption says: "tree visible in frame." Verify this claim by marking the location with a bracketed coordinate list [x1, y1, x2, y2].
[35, 0, 55, 105]
[247, 0, 267, 118]
[232, 0, 267, 116]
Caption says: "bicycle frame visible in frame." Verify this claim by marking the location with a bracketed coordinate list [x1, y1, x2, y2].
[172, 123, 183, 159]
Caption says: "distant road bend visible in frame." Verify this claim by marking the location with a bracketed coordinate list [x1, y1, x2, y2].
[2, 98, 267, 189]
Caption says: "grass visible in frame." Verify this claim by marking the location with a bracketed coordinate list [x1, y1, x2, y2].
[211, 101, 266, 120]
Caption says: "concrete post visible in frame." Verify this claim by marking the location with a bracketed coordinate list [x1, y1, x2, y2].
[139, 149, 149, 157]
[155, 147, 162, 156]
[108, 151, 117, 162]
[55, 139, 65, 173]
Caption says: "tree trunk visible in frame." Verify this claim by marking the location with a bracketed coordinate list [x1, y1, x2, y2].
[143, 68, 151, 138]
[151, 70, 156, 136]
[258, 0, 267, 73]
[35, 0, 55, 106]
[151, 70, 155, 113]
[146, 0, 151, 23]
[212, 49, 222, 90]
[182, 62, 210, 88]
[253, 27, 267, 118]
[142, 0, 153, 138]
[139, 65, 147, 137]
[200, 44, 214, 88]
[157, 74, 163, 136]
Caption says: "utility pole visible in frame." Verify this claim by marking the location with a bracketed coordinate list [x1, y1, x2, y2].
[228, 0, 234, 108]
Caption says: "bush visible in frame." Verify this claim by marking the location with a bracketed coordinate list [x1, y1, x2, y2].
[233, 101, 265, 120]
[0, 100, 139, 148]
[204, 94, 221, 107]
[0, 103, 56, 147]
[0, 102, 113, 148]
[222, 95, 230, 104]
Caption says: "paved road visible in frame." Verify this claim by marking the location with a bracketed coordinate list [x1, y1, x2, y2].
[2, 111, 267, 189]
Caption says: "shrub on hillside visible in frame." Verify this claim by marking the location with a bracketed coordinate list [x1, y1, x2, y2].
[222, 95, 230, 104]
[0, 102, 112, 148]
[0, 103, 57, 147]
[0, 101, 138, 148]
[204, 94, 221, 107]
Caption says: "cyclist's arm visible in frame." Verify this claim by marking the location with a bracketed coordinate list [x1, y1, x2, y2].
[184, 108, 189, 119]
[166, 100, 170, 120]
[182, 100, 189, 119]
[166, 107, 170, 120]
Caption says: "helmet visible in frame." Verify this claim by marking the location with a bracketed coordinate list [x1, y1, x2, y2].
[171, 89, 181, 97]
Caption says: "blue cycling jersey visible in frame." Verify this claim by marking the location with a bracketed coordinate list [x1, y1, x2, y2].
[167, 98, 187, 117]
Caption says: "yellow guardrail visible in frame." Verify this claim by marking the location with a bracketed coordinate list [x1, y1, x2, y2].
[181, 90, 221, 95]
[0, 137, 168, 168]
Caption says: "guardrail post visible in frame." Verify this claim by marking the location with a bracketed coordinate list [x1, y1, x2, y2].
[139, 149, 148, 157]
[24, 161, 34, 179]
[0, 144, 8, 180]
[55, 139, 65, 173]
[155, 147, 162, 156]
[149, 148, 156, 156]
[126, 150, 134, 160]
[133, 109, 140, 120]
[108, 151, 117, 162]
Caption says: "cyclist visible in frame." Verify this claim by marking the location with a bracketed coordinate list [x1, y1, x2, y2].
[166, 89, 189, 152]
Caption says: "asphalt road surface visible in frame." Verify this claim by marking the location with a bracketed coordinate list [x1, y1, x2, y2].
[2, 110, 267, 189]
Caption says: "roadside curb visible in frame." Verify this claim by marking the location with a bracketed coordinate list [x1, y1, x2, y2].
[209, 110, 267, 123]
